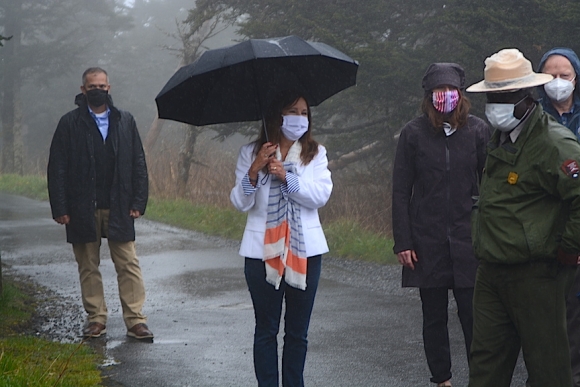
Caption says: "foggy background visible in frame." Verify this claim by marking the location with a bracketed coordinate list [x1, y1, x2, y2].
[2, 0, 580, 237]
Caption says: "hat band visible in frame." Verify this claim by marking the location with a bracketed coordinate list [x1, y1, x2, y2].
[483, 73, 536, 90]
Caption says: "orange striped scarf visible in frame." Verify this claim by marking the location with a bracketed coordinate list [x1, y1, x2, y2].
[263, 142, 307, 290]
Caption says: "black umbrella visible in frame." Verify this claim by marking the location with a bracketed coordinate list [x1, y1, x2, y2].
[155, 35, 358, 127]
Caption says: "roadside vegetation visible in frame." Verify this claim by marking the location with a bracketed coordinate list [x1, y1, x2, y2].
[0, 173, 396, 264]
[0, 174, 49, 201]
[0, 278, 102, 387]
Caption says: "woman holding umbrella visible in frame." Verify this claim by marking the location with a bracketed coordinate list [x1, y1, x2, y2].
[230, 90, 332, 387]
[391, 63, 490, 387]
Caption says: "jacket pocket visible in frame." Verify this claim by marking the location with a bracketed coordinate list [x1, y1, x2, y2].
[522, 220, 550, 260]
[303, 215, 322, 230]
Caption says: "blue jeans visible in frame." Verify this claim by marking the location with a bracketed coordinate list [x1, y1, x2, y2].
[245, 256, 322, 387]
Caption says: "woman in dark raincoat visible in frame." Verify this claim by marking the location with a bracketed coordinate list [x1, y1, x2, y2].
[391, 63, 490, 387]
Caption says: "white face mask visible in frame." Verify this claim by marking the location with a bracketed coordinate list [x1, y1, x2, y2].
[544, 77, 575, 103]
[281, 115, 309, 141]
[485, 103, 523, 132]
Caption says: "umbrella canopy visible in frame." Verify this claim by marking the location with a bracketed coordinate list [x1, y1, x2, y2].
[155, 35, 358, 126]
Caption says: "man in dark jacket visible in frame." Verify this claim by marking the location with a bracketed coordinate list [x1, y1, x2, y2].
[47, 67, 153, 340]
[466, 48, 580, 387]
[538, 47, 580, 387]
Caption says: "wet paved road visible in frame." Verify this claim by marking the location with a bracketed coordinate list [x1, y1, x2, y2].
[0, 193, 526, 387]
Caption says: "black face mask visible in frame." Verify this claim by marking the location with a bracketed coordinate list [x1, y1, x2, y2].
[86, 89, 108, 107]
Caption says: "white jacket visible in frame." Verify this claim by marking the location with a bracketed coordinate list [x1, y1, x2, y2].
[230, 142, 333, 259]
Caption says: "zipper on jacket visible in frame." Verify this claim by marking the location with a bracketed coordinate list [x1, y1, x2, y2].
[445, 137, 451, 239]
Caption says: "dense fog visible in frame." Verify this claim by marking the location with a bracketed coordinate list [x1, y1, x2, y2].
[1, 0, 239, 173]
[3, 0, 580, 234]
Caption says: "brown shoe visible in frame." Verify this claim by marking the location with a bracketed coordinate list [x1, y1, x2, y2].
[83, 322, 106, 338]
[127, 323, 154, 339]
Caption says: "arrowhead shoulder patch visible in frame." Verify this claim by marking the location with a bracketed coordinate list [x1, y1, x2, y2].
[561, 159, 580, 179]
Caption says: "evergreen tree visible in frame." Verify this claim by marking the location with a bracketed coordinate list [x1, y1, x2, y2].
[0, 0, 132, 173]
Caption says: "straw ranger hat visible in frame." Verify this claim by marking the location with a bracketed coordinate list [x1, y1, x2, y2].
[466, 48, 553, 93]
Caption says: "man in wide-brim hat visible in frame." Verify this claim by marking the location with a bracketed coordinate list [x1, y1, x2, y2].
[466, 48, 580, 387]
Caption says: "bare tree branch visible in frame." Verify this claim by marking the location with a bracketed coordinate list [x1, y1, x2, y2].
[317, 117, 387, 135]
[328, 141, 382, 171]
[0, 35, 13, 47]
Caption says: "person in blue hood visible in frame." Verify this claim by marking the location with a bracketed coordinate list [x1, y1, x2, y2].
[538, 47, 580, 139]
[538, 47, 580, 387]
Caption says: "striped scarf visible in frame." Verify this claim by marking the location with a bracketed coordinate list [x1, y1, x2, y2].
[263, 142, 307, 290]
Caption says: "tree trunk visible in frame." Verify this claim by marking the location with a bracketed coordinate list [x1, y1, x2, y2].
[328, 141, 381, 171]
[1, 0, 24, 175]
[143, 116, 165, 155]
[176, 126, 200, 197]
[13, 85, 24, 174]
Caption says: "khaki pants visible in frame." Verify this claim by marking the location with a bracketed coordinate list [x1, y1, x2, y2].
[72, 209, 147, 329]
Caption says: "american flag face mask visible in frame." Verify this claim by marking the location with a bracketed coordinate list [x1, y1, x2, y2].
[432, 89, 460, 113]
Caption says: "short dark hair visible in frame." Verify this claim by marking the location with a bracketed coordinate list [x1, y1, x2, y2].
[82, 67, 108, 86]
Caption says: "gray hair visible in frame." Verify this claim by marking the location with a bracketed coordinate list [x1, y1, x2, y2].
[82, 67, 109, 86]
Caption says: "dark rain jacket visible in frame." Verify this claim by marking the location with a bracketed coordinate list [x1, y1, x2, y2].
[392, 114, 490, 288]
[47, 94, 148, 244]
[472, 105, 580, 264]
[538, 47, 580, 139]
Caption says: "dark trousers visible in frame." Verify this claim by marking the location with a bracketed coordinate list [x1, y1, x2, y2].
[567, 267, 580, 387]
[245, 256, 321, 387]
[469, 261, 574, 387]
[419, 287, 474, 384]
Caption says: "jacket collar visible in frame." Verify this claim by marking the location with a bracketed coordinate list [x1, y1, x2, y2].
[487, 104, 543, 165]
[541, 94, 580, 121]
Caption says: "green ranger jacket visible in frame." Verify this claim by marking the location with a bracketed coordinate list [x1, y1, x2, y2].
[473, 104, 580, 264]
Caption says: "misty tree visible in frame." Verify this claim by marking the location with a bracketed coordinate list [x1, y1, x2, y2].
[182, 0, 580, 176]
[168, 0, 580, 236]
[174, 0, 240, 197]
[421, 0, 580, 77]
[140, 0, 238, 197]
[0, 33, 10, 46]
[178, 0, 430, 176]
[0, 0, 131, 174]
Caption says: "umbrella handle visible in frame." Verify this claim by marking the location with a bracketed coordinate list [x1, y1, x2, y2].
[261, 115, 269, 142]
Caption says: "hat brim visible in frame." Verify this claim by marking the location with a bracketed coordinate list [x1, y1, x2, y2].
[466, 73, 553, 93]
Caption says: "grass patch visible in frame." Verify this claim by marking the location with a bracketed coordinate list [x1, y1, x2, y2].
[0, 277, 103, 387]
[145, 197, 247, 240]
[0, 174, 48, 201]
[0, 174, 397, 264]
[325, 219, 397, 264]
[146, 198, 397, 263]
[0, 337, 102, 387]
[0, 281, 35, 337]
